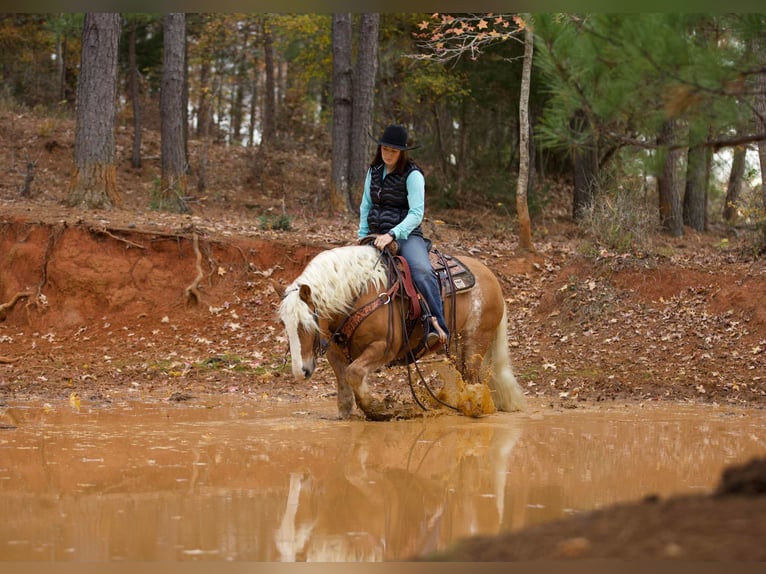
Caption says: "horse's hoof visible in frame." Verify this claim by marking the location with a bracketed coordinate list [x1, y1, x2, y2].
[364, 403, 425, 421]
[361, 398, 397, 421]
[457, 383, 497, 417]
[365, 411, 394, 422]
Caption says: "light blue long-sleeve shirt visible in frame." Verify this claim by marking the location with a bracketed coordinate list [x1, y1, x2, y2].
[357, 166, 426, 240]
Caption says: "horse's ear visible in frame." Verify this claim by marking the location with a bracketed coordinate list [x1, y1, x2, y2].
[298, 284, 312, 305]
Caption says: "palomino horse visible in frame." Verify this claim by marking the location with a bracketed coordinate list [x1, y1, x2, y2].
[278, 244, 525, 420]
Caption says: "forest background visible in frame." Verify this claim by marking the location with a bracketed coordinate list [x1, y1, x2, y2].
[2, 12, 766, 253]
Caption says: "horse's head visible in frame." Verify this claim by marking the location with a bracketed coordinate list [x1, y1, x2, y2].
[279, 283, 321, 380]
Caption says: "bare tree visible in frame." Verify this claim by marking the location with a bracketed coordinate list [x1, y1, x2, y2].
[160, 13, 188, 213]
[413, 13, 533, 250]
[516, 21, 534, 251]
[754, 35, 766, 225]
[330, 13, 353, 212]
[127, 17, 142, 169]
[261, 17, 276, 147]
[68, 13, 121, 209]
[348, 13, 379, 206]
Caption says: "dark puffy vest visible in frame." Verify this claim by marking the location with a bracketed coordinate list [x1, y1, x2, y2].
[366, 162, 423, 238]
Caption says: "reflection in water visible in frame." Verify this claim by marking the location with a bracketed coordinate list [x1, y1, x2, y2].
[0, 398, 765, 561]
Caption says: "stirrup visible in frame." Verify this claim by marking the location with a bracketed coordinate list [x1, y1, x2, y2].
[425, 317, 448, 353]
[426, 330, 441, 349]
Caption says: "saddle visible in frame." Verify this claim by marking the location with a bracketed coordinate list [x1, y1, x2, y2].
[428, 250, 476, 296]
[358, 235, 475, 300]
[348, 236, 476, 364]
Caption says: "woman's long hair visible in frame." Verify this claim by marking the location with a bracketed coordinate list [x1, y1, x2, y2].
[370, 146, 409, 174]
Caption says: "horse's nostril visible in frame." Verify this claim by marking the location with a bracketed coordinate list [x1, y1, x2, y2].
[302, 367, 312, 378]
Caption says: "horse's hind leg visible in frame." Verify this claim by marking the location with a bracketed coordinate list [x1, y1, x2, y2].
[452, 326, 499, 416]
[327, 348, 355, 419]
[454, 329, 493, 384]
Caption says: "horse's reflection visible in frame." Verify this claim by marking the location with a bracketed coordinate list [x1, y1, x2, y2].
[273, 418, 523, 561]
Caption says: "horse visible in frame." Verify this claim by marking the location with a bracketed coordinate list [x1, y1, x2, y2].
[278, 244, 525, 421]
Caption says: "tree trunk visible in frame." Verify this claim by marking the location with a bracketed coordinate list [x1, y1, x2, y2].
[56, 33, 66, 103]
[683, 144, 709, 231]
[196, 60, 211, 139]
[527, 107, 537, 202]
[261, 18, 276, 147]
[348, 13, 379, 208]
[160, 13, 188, 213]
[128, 21, 142, 169]
[753, 35, 766, 226]
[247, 53, 259, 147]
[723, 145, 746, 222]
[183, 36, 190, 170]
[515, 22, 534, 251]
[456, 102, 469, 200]
[657, 119, 684, 236]
[230, 25, 252, 145]
[330, 13, 353, 213]
[196, 58, 212, 193]
[571, 109, 597, 222]
[68, 13, 121, 209]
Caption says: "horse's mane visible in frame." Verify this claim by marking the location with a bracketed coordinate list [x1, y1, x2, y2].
[278, 245, 388, 331]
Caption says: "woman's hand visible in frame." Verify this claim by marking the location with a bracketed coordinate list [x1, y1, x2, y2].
[373, 232, 395, 251]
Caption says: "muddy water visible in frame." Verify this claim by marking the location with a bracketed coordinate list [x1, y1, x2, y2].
[1, 397, 765, 561]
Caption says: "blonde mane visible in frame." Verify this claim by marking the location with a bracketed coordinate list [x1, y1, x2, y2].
[278, 245, 388, 332]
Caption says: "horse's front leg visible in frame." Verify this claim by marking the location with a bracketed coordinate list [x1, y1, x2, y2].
[326, 347, 354, 419]
[344, 341, 395, 421]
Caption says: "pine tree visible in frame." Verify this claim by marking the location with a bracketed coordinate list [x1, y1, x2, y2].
[68, 13, 121, 209]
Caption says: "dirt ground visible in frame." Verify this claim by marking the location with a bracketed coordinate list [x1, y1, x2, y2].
[1, 107, 766, 560]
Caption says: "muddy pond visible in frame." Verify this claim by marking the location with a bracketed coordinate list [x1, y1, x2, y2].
[1, 396, 765, 561]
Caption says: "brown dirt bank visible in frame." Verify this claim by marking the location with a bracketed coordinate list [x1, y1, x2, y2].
[421, 456, 766, 561]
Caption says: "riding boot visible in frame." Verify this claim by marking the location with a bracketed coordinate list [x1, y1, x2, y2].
[421, 309, 448, 353]
[426, 317, 448, 352]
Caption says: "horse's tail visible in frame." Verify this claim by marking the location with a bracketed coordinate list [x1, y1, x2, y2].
[485, 302, 526, 411]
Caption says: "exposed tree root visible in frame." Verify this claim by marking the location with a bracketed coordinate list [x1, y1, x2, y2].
[90, 226, 147, 250]
[0, 355, 21, 364]
[184, 232, 204, 306]
[20, 226, 61, 322]
[0, 291, 32, 321]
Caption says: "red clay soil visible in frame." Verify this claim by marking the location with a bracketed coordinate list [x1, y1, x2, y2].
[2, 106, 766, 560]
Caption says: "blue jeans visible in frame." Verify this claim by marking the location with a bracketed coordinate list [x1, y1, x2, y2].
[398, 235, 448, 336]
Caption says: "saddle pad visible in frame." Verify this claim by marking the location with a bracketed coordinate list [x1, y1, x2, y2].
[429, 250, 475, 295]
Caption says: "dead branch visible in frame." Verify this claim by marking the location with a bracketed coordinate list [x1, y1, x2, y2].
[0, 355, 21, 364]
[184, 232, 204, 306]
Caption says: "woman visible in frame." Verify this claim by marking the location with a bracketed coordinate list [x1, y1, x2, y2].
[357, 124, 448, 351]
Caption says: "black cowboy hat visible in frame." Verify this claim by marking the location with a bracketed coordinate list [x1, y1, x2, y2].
[369, 124, 419, 150]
